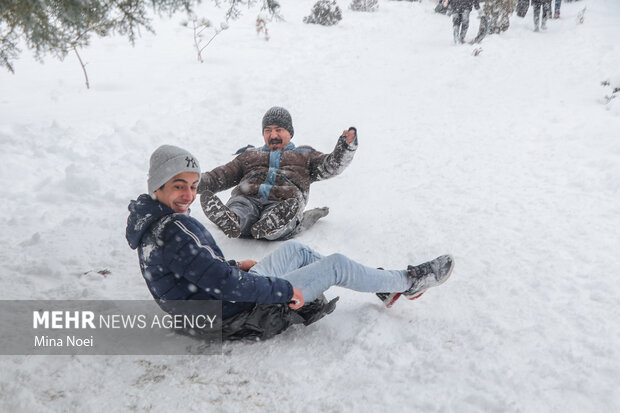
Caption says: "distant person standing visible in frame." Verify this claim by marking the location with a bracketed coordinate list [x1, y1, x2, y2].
[445, 0, 481, 44]
[435, 0, 451, 14]
[532, 0, 551, 31]
[553, 0, 561, 18]
[483, 0, 516, 34]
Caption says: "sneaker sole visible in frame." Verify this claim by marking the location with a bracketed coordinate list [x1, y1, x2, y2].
[377, 291, 425, 308]
[378, 292, 402, 308]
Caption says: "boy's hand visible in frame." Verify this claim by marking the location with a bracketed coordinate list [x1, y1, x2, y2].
[237, 259, 257, 271]
[289, 288, 305, 310]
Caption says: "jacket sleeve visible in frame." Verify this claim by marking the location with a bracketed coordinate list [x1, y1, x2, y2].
[197, 156, 244, 194]
[162, 219, 294, 304]
[308, 135, 358, 182]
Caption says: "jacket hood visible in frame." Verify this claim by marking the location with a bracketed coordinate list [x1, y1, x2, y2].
[126, 194, 175, 250]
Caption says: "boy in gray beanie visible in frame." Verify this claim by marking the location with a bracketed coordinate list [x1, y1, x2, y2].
[147, 144, 201, 196]
[199, 106, 358, 240]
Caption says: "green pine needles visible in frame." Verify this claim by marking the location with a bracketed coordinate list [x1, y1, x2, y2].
[0, 0, 196, 74]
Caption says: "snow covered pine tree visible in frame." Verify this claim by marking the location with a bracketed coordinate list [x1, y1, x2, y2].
[0, 0, 198, 74]
[350, 0, 379, 12]
[303, 0, 343, 26]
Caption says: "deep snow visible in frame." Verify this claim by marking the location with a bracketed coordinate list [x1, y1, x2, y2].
[1, 0, 619, 411]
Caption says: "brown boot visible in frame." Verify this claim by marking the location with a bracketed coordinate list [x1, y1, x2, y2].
[200, 191, 241, 238]
[250, 198, 299, 239]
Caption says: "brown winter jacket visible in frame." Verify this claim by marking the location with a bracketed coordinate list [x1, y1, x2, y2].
[198, 136, 358, 208]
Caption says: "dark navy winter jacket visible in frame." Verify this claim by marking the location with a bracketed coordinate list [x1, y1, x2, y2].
[126, 194, 294, 319]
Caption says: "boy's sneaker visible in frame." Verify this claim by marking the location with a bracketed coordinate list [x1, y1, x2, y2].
[375, 265, 428, 308]
[376, 291, 426, 308]
[251, 198, 299, 239]
[376, 292, 403, 308]
[200, 191, 241, 238]
[403, 255, 454, 298]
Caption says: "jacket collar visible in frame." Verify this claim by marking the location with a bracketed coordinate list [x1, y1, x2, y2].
[261, 142, 296, 152]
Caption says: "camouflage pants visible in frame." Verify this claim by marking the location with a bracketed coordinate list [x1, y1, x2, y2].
[483, 0, 515, 34]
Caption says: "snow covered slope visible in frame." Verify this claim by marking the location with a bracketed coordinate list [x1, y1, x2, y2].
[1, 0, 619, 411]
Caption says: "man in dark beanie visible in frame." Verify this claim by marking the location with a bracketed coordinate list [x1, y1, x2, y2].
[199, 106, 358, 240]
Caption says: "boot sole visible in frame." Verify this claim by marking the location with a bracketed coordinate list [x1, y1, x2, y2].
[200, 192, 241, 238]
[251, 199, 299, 239]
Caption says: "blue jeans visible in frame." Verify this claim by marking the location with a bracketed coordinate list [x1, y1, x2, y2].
[250, 240, 409, 302]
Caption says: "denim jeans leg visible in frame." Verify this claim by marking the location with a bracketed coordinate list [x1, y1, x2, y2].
[282, 253, 409, 302]
[252, 241, 409, 302]
[250, 240, 325, 278]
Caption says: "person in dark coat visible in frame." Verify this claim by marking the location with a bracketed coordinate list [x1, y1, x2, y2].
[532, 0, 552, 31]
[445, 0, 481, 43]
[126, 145, 455, 340]
[553, 0, 561, 19]
[198, 106, 358, 240]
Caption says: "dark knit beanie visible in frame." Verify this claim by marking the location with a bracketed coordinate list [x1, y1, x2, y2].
[262, 106, 294, 137]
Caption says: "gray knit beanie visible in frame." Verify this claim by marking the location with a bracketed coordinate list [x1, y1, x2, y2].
[262, 106, 294, 137]
[147, 145, 201, 194]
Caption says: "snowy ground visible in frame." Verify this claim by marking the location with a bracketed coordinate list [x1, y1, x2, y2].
[1, 0, 620, 411]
